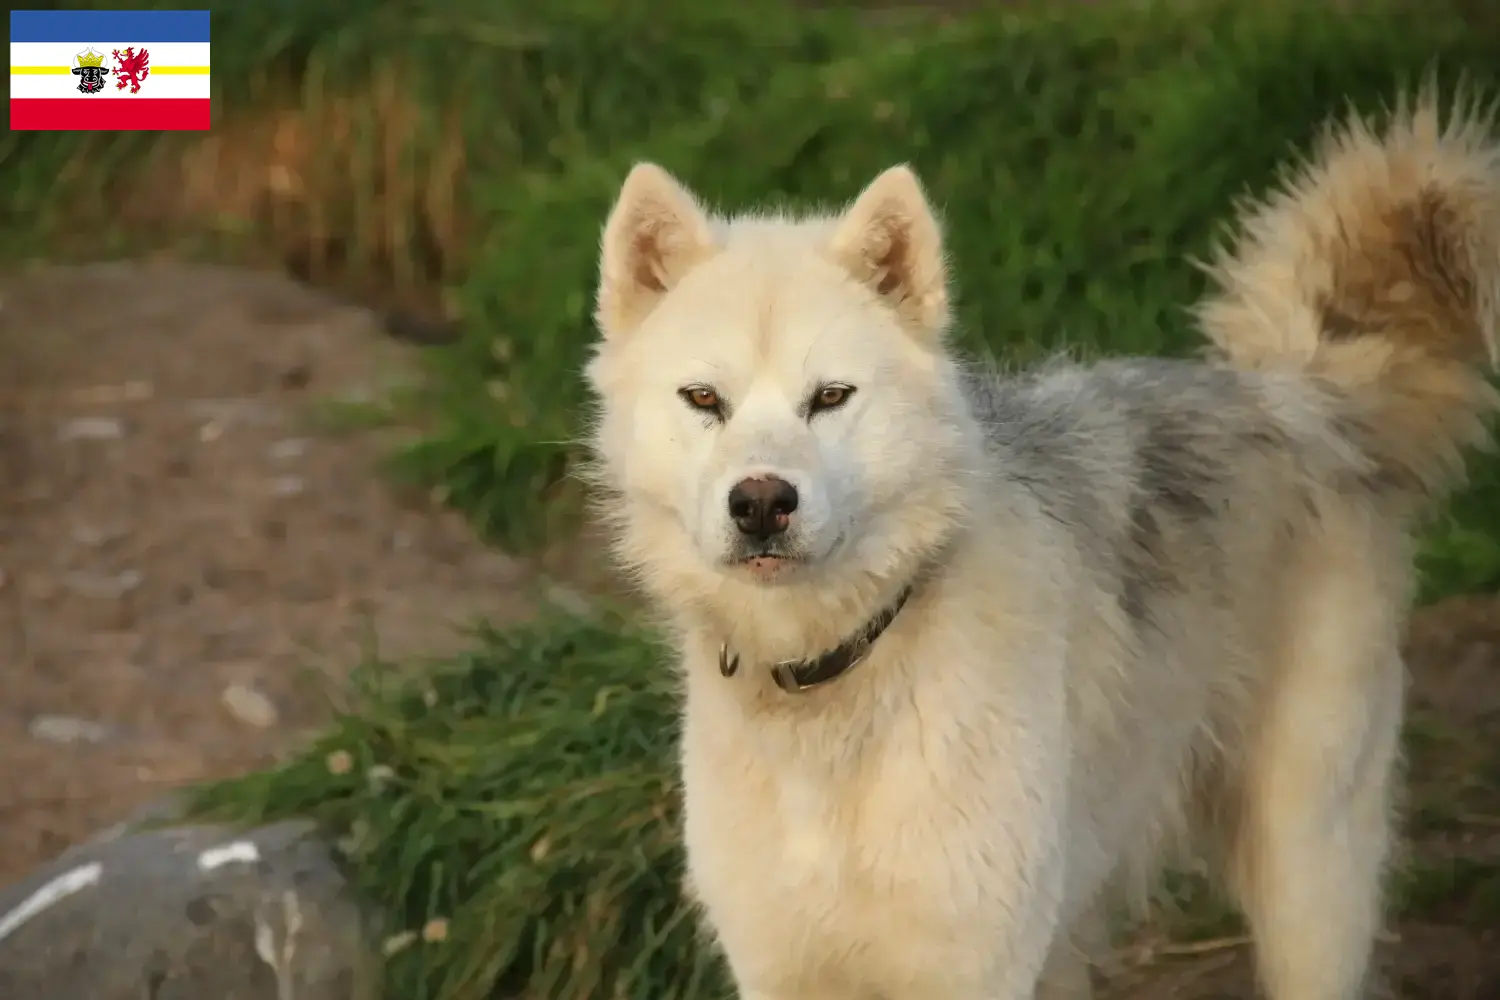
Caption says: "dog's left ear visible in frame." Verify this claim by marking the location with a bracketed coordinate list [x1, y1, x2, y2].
[829, 165, 949, 340]
[596, 163, 717, 339]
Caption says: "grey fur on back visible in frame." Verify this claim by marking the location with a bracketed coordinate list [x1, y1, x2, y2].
[960, 356, 1416, 911]
[966, 357, 1380, 636]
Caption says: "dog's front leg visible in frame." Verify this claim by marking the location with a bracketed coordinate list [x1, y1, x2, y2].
[962, 827, 1069, 1000]
[963, 680, 1076, 1000]
[891, 841, 1066, 1000]
[900, 699, 1072, 1000]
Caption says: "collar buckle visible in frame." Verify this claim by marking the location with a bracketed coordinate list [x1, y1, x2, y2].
[717, 645, 740, 678]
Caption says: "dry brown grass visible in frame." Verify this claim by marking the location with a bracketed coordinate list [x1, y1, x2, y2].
[50, 67, 473, 317]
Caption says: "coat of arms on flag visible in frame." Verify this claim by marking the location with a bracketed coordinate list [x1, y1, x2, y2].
[69, 47, 110, 94]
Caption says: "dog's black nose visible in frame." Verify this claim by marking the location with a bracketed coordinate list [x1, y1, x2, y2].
[727, 477, 799, 539]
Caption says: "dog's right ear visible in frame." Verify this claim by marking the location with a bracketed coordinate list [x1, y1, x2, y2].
[595, 163, 717, 339]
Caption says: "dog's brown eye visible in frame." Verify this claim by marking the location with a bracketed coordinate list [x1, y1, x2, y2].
[810, 383, 856, 413]
[680, 386, 722, 412]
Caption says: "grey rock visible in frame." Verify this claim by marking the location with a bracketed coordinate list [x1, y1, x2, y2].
[93, 796, 188, 844]
[0, 820, 381, 1000]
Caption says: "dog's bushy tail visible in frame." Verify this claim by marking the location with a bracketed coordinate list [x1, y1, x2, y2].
[1196, 88, 1500, 507]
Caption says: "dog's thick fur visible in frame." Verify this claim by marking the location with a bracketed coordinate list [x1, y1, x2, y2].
[583, 94, 1500, 1000]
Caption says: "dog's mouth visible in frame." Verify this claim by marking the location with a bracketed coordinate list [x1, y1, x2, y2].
[726, 532, 845, 583]
[734, 552, 804, 582]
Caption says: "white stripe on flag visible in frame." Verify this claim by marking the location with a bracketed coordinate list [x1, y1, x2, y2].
[10, 73, 210, 99]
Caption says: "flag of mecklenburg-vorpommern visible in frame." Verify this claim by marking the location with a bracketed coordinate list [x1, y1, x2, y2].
[10, 10, 210, 131]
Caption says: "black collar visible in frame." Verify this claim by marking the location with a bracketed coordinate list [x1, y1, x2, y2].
[717, 584, 916, 694]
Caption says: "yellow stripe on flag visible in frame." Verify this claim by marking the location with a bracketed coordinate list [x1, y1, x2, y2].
[9, 65, 209, 75]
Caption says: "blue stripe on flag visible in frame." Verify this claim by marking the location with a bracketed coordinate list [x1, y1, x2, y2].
[9, 9, 210, 44]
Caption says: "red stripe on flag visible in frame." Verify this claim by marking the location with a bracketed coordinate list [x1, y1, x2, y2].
[9, 98, 211, 131]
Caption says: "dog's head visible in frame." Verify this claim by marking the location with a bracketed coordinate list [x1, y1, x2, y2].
[584, 164, 972, 594]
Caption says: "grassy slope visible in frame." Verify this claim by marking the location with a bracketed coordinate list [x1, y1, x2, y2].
[3, 0, 858, 299]
[6, 1, 1500, 998]
[399, 1, 1500, 598]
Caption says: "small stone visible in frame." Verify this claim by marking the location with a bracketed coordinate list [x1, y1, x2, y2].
[269, 475, 305, 498]
[63, 569, 143, 599]
[29, 714, 112, 745]
[268, 437, 309, 461]
[58, 416, 124, 442]
[476, 550, 525, 584]
[197, 420, 224, 443]
[220, 683, 279, 728]
[69, 381, 153, 406]
[185, 398, 281, 426]
[71, 524, 124, 548]
[544, 583, 592, 617]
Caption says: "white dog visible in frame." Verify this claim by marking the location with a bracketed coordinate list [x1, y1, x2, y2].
[582, 93, 1500, 1000]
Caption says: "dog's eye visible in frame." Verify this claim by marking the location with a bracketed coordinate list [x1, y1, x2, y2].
[678, 385, 723, 414]
[810, 383, 856, 414]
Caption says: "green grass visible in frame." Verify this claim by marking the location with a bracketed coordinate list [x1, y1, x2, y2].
[388, 0, 1500, 584]
[8, 1, 1500, 997]
[1391, 857, 1500, 927]
[188, 611, 717, 1000]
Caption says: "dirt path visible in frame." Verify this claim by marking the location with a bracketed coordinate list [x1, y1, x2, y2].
[0, 261, 533, 883]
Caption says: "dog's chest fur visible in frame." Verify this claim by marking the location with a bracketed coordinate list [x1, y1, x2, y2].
[677, 593, 1068, 994]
